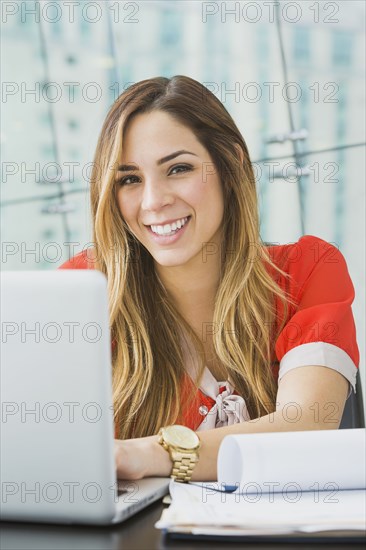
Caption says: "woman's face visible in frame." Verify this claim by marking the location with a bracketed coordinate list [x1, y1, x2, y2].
[116, 110, 225, 269]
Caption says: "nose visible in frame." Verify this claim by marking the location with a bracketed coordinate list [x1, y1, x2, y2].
[140, 178, 174, 212]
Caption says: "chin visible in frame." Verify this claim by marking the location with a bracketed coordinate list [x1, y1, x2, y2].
[151, 251, 194, 268]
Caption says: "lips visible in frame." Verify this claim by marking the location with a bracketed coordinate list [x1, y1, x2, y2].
[150, 216, 190, 236]
[146, 215, 191, 244]
[144, 216, 191, 228]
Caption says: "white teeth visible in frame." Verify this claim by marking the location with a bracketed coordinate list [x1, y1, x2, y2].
[150, 217, 188, 235]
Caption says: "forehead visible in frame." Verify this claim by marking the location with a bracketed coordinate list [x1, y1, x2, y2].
[121, 111, 203, 160]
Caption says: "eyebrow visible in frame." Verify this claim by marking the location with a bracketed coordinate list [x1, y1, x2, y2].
[117, 150, 198, 172]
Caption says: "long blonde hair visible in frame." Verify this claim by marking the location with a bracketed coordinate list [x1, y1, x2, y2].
[89, 76, 297, 439]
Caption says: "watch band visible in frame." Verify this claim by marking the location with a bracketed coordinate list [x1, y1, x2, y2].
[170, 450, 200, 483]
[158, 427, 200, 483]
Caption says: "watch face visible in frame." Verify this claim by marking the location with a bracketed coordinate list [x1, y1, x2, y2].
[162, 425, 200, 450]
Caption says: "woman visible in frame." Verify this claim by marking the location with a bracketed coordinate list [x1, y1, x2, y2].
[59, 75, 359, 482]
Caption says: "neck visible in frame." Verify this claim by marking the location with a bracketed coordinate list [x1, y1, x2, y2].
[155, 245, 222, 338]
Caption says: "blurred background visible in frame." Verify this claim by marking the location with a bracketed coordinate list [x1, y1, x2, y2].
[1, 0, 365, 402]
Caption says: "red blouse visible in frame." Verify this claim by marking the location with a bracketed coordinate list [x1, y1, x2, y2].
[58, 235, 360, 432]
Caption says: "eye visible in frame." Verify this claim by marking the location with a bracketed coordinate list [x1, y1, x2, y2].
[169, 164, 193, 175]
[117, 174, 140, 186]
[117, 164, 193, 186]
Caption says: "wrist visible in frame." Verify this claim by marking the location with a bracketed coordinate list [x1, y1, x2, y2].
[144, 435, 173, 477]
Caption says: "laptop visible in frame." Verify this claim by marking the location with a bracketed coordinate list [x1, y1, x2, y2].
[0, 270, 170, 525]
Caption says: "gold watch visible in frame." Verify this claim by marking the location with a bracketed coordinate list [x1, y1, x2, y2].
[158, 425, 201, 483]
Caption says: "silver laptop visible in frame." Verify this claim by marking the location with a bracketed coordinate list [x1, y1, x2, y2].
[0, 270, 169, 525]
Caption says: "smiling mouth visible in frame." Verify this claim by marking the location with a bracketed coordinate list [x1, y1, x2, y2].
[147, 216, 191, 236]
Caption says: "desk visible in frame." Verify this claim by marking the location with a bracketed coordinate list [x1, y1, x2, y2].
[1, 498, 365, 549]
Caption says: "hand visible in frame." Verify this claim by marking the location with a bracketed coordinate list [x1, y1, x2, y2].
[114, 434, 172, 480]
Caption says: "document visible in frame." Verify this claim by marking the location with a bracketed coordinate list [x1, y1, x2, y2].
[155, 428, 366, 538]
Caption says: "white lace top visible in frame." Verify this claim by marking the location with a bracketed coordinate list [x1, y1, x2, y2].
[180, 332, 251, 431]
[193, 366, 251, 431]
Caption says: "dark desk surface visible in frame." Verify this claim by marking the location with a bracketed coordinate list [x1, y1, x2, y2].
[1, 498, 365, 549]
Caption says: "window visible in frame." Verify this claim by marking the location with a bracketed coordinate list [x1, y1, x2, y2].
[332, 31, 353, 67]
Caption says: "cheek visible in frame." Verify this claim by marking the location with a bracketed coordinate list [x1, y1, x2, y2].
[186, 174, 221, 205]
[116, 191, 133, 223]
[197, 176, 224, 214]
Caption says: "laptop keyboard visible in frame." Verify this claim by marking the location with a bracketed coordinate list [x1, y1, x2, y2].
[117, 481, 137, 496]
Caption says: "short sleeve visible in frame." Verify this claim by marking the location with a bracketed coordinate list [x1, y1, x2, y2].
[58, 250, 93, 270]
[275, 236, 359, 400]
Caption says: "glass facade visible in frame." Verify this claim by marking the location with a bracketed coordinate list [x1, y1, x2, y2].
[1, 0, 365, 397]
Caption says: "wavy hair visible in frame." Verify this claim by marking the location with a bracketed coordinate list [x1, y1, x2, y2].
[89, 75, 297, 439]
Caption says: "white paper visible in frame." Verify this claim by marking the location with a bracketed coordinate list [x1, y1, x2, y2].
[217, 428, 366, 492]
[155, 429, 366, 536]
[155, 480, 366, 533]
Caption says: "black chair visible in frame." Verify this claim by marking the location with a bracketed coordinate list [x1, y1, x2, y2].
[339, 370, 365, 429]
